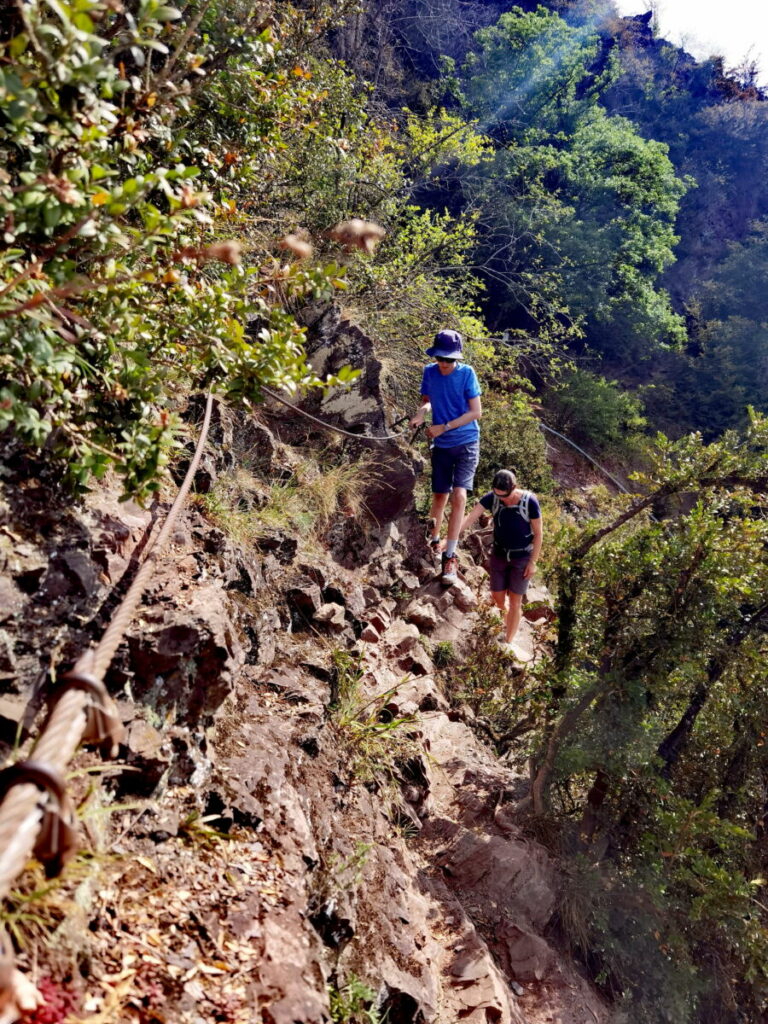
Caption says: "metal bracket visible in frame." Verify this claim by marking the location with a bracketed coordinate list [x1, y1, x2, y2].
[53, 670, 125, 757]
[0, 761, 78, 878]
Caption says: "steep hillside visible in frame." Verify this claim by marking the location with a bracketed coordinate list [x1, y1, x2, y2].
[0, 315, 606, 1024]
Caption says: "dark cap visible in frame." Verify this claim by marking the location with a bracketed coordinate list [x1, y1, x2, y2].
[426, 329, 464, 360]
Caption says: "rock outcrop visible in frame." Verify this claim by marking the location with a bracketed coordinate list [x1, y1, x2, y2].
[0, 308, 605, 1024]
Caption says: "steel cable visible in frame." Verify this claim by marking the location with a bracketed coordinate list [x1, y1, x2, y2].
[0, 392, 214, 904]
[261, 385, 409, 442]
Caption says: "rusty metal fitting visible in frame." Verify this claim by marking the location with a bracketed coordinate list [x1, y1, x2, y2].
[0, 761, 78, 878]
[52, 670, 125, 757]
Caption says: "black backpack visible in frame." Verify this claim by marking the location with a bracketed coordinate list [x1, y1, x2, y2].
[490, 490, 534, 558]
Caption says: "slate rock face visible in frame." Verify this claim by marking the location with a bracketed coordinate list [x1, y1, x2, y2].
[123, 582, 244, 726]
[291, 304, 421, 526]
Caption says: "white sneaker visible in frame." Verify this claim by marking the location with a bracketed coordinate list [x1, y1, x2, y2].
[511, 642, 533, 663]
[496, 637, 533, 663]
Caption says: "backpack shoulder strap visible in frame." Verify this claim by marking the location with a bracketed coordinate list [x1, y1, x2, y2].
[491, 493, 501, 520]
[519, 490, 531, 523]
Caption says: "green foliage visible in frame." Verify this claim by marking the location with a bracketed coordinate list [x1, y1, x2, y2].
[546, 367, 647, 456]
[475, 390, 553, 494]
[431, 640, 455, 668]
[461, 5, 616, 144]
[329, 651, 419, 787]
[329, 975, 382, 1024]
[0, 0, 357, 498]
[530, 413, 768, 1019]
[670, 223, 768, 436]
[440, 608, 544, 749]
[430, 7, 689, 359]
[196, 451, 372, 543]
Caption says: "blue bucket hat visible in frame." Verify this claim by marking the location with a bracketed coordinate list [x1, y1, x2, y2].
[426, 329, 464, 360]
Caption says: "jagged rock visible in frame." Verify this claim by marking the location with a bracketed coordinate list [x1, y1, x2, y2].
[450, 944, 491, 981]
[262, 666, 330, 710]
[386, 674, 444, 718]
[285, 579, 323, 629]
[120, 719, 170, 795]
[496, 924, 555, 983]
[344, 584, 367, 619]
[399, 642, 435, 679]
[254, 530, 298, 565]
[299, 563, 326, 589]
[223, 555, 263, 595]
[235, 418, 278, 475]
[404, 599, 439, 632]
[0, 578, 23, 623]
[126, 718, 165, 761]
[360, 624, 381, 643]
[382, 620, 420, 656]
[0, 629, 16, 675]
[245, 607, 280, 667]
[0, 695, 26, 746]
[313, 602, 346, 633]
[451, 578, 478, 612]
[300, 308, 389, 433]
[366, 604, 393, 634]
[123, 582, 243, 726]
[396, 570, 420, 591]
[435, 829, 556, 933]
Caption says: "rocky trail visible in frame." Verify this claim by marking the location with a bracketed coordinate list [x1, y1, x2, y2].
[0, 308, 610, 1024]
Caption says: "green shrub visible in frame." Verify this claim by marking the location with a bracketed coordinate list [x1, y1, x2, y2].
[329, 975, 382, 1024]
[546, 368, 647, 456]
[329, 651, 419, 787]
[0, 0, 356, 498]
[475, 391, 553, 495]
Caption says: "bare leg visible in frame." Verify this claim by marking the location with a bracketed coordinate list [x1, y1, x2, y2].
[490, 589, 506, 628]
[429, 492, 450, 535]
[445, 486, 467, 542]
[504, 592, 523, 643]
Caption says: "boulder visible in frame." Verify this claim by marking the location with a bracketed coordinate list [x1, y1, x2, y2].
[381, 621, 420, 656]
[122, 581, 243, 726]
[0, 578, 23, 623]
[285, 579, 323, 629]
[496, 924, 556, 983]
[451, 579, 478, 613]
[313, 602, 346, 633]
[404, 599, 439, 632]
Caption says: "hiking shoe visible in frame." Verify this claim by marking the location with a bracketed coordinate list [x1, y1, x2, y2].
[496, 638, 533, 663]
[441, 553, 459, 585]
[429, 536, 443, 556]
[512, 642, 533, 663]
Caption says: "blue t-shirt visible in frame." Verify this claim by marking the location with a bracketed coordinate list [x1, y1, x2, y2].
[420, 363, 482, 448]
[479, 490, 541, 553]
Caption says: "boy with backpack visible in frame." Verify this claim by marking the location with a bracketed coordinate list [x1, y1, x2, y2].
[459, 469, 543, 658]
[409, 329, 482, 585]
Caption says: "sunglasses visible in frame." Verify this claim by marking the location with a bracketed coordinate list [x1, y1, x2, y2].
[436, 357, 457, 364]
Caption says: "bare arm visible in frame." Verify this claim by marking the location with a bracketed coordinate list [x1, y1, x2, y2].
[459, 500, 486, 536]
[427, 395, 482, 440]
[523, 516, 543, 579]
[409, 396, 431, 428]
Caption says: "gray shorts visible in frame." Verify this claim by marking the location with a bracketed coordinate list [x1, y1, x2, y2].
[489, 551, 530, 595]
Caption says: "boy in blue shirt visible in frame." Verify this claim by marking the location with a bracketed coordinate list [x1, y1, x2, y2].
[409, 329, 482, 585]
